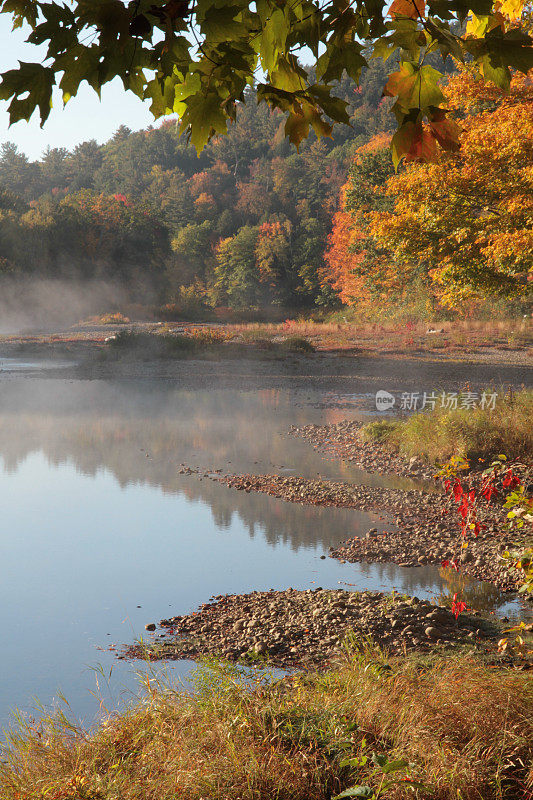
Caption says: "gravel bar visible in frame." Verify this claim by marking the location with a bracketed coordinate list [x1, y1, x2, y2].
[124, 589, 499, 669]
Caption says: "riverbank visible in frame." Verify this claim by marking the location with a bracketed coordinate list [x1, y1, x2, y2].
[2, 647, 532, 800]
[129, 389, 532, 672]
[1, 318, 533, 369]
[0, 350, 531, 799]
[125, 588, 500, 669]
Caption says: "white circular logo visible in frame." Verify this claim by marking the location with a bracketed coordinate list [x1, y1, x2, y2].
[375, 390, 395, 411]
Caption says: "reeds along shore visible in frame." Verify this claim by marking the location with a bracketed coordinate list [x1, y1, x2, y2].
[1, 647, 532, 800]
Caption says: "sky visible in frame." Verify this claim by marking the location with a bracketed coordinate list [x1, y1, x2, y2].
[0, 16, 164, 160]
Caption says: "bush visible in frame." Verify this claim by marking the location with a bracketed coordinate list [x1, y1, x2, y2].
[361, 419, 399, 443]
[281, 336, 316, 353]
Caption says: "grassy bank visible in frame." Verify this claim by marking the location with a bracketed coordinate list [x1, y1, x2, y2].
[362, 389, 533, 464]
[1, 647, 531, 800]
[212, 318, 533, 355]
[86, 314, 533, 358]
[100, 329, 316, 360]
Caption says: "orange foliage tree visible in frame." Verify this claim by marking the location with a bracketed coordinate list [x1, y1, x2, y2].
[323, 203, 366, 305]
[323, 134, 432, 309]
[369, 70, 533, 308]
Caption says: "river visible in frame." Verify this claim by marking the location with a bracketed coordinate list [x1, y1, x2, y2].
[0, 360, 529, 730]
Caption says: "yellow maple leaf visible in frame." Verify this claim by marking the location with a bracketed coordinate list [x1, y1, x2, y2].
[466, 11, 505, 35]
[498, 0, 524, 19]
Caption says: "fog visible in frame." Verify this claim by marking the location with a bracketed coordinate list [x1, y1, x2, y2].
[0, 277, 149, 333]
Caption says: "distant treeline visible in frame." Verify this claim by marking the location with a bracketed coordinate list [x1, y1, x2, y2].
[0, 62, 395, 311]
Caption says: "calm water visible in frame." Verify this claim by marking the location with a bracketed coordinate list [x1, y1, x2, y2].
[0, 374, 522, 730]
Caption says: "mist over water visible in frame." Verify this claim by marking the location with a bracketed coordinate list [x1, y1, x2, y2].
[0, 277, 144, 333]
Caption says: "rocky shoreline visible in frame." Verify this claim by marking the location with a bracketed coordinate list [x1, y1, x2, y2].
[209, 472, 520, 591]
[289, 419, 432, 479]
[125, 413, 530, 669]
[124, 589, 499, 669]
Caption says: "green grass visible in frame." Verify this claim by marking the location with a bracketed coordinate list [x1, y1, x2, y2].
[1, 646, 531, 799]
[362, 389, 533, 464]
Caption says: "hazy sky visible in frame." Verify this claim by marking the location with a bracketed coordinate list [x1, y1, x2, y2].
[0, 16, 165, 160]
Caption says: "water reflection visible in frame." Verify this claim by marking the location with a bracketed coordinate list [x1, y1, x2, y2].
[0, 379, 518, 589]
[0, 380, 422, 548]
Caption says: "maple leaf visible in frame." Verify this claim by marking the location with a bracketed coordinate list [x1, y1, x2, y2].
[389, 0, 426, 19]
[285, 102, 332, 150]
[391, 121, 439, 167]
[428, 108, 462, 151]
[0, 0, 532, 155]
[0, 61, 54, 124]
[498, 0, 525, 19]
[384, 63, 445, 112]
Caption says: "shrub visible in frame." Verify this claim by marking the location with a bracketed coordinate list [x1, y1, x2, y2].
[361, 420, 399, 443]
[96, 312, 131, 324]
[281, 336, 316, 353]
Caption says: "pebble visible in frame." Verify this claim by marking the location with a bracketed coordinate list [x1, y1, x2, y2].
[124, 589, 497, 669]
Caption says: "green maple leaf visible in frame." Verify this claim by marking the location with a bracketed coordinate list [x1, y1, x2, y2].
[0, 0, 531, 158]
[144, 75, 177, 117]
[258, 7, 289, 72]
[57, 45, 102, 102]
[27, 4, 77, 58]
[424, 19, 464, 61]
[180, 90, 228, 152]
[0, 61, 55, 124]
[77, 0, 130, 46]
[256, 83, 300, 113]
[384, 62, 445, 113]
[467, 28, 533, 89]
[487, 28, 533, 74]
[382, 18, 424, 60]
[0, 0, 38, 28]
[270, 56, 307, 91]
[200, 6, 243, 44]
[308, 85, 351, 125]
[317, 39, 367, 83]
[285, 101, 332, 150]
[428, 0, 492, 21]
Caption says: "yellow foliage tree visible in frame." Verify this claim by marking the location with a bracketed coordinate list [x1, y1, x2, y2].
[369, 71, 533, 308]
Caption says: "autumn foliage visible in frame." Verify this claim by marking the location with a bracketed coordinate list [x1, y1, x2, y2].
[323, 133, 430, 310]
[324, 70, 533, 311]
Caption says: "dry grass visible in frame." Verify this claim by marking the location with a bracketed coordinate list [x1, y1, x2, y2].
[228, 318, 533, 354]
[1, 648, 532, 800]
[363, 389, 533, 464]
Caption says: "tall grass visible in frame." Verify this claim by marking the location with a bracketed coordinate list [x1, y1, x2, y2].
[363, 389, 533, 463]
[1, 648, 531, 800]
[230, 317, 532, 346]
